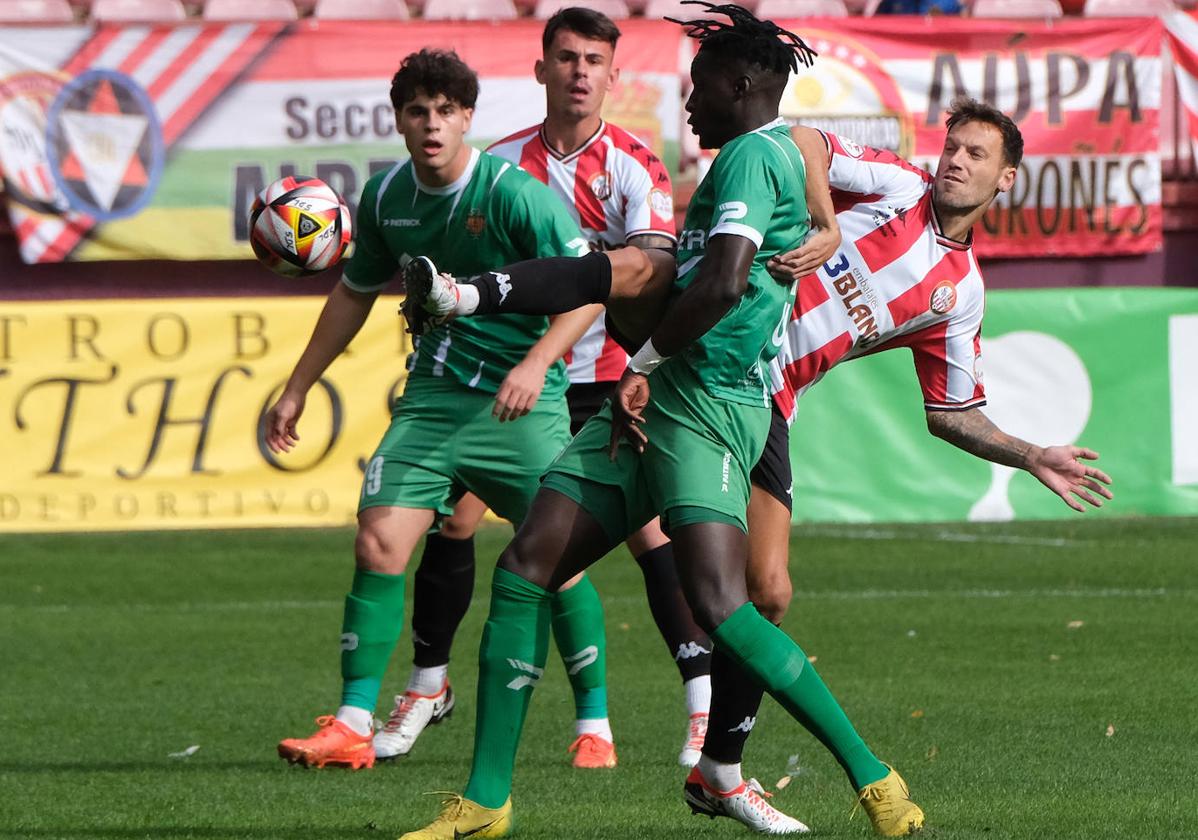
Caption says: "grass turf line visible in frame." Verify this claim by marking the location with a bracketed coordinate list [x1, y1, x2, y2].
[1, 518, 1195, 839]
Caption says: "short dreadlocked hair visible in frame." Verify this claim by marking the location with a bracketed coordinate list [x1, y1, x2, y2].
[666, 1, 816, 76]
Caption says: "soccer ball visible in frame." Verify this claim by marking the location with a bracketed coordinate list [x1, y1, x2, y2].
[249, 176, 352, 277]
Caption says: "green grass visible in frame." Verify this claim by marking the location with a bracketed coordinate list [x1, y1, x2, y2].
[2, 518, 1196, 839]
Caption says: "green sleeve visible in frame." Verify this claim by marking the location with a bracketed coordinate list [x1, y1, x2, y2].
[342, 174, 398, 293]
[506, 177, 590, 259]
[707, 138, 784, 248]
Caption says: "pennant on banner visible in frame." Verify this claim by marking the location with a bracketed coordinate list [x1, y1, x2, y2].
[0, 22, 286, 264]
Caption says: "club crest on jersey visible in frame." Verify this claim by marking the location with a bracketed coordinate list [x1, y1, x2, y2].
[839, 138, 866, 159]
[465, 208, 485, 237]
[588, 170, 612, 201]
[929, 280, 957, 315]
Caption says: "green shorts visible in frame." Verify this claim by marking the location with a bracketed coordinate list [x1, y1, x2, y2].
[543, 359, 770, 543]
[360, 374, 572, 526]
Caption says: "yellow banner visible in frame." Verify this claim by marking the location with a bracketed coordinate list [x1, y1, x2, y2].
[0, 296, 410, 532]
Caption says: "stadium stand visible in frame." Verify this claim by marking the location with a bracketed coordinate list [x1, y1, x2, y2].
[534, 0, 631, 18]
[756, 0, 848, 16]
[1083, 0, 1174, 13]
[422, 0, 519, 18]
[0, 0, 75, 22]
[643, 0, 723, 17]
[313, 0, 410, 18]
[202, 0, 298, 19]
[970, 0, 1062, 16]
[90, 0, 186, 21]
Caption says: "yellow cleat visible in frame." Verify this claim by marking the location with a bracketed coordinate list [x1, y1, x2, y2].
[399, 794, 511, 840]
[857, 767, 924, 836]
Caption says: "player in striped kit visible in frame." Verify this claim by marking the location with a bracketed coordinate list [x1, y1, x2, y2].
[696, 99, 1115, 827]
[390, 7, 715, 770]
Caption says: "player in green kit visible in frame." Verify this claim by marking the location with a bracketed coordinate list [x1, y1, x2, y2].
[269, 49, 612, 772]
[401, 4, 921, 837]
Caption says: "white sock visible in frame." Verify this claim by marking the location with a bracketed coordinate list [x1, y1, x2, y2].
[406, 664, 448, 696]
[456, 283, 480, 315]
[576, 717, 613, 742]
[335, 705, 374, 737]
[697, 754, 743, 793]
[684, 675, 712, 717]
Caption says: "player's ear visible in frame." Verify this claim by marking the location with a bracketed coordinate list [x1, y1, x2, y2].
[996, 164, 1016, 194]
[462, 107, 474, 134]
[534, 58, 546, 85]
[731, 73, 751, 101]
[607, 65, 620, 91]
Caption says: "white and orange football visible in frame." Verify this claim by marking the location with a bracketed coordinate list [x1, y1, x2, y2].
[249, 176, 352, 277]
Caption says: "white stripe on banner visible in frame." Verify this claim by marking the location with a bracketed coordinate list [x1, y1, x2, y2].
[155, 24, 254, 123]
[1167, 11, 1198, 154]
[1169, 314, 1198, 486]
[131, 26, 202, 89]
[91, 26, 150, 70]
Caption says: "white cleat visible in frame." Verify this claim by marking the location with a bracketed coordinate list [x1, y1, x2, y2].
[401, 256, 460, 336]
[373, 682, 455, 760]
[684, 769, 810, 835]
[679, 713, 708, 768]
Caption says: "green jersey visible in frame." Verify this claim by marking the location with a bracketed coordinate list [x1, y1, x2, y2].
[673, 118, 809, 407]
[344, 147, 589, 399]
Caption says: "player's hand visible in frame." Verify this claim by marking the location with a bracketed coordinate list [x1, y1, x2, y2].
[609, 369, 650, 460]
[263, 390, 305, 454]
[767, 223, 841, 284]
[493, 357, 547, 422]
[1027, 445, 1113, 512]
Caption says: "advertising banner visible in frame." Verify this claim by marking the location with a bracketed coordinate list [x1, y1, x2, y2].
[0, 17, 1162, 264]
[788, 288, 1198, 523]
[2, 289, 1196, 533]
[1166, 10, 1198, 161]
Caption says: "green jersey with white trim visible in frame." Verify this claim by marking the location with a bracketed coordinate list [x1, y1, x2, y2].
[672, 118, 809, 407]
[344, 147, 588, 398]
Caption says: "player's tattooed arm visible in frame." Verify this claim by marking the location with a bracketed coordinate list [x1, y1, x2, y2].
[926, 407, 1113, 512]
[627, 233, 677, 255]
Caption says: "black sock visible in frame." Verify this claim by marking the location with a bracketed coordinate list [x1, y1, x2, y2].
[702, 646, 767, 764]
[636, 543, 712, 682]
[411, 533, 476, 667]
[466, 251, 612, 315]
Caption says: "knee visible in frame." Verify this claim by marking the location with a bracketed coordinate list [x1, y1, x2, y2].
[749, 572, 792, 624]
[497, 529, 553, 590]
[355, 523, 406, 574]
[686, 589, 747, 636]
[438, 515, 478, 541]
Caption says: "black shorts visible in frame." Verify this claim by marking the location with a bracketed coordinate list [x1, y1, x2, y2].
[749, 403, 792, 512]
[566, 381, 615, 436]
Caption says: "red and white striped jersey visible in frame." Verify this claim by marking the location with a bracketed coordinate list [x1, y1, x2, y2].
[769, 132, 987, 423]
[488, 121, 676, 383]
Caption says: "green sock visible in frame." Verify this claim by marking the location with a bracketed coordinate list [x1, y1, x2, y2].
[339, 568, 406, 713]
[465, 568, 551, 809]
[550, 574, 608, 721]
[711, 602, 888, 790]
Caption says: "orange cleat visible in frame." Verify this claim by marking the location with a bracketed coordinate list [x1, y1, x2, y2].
[568, 733, 617, 769]
[277, 715, 376, 769]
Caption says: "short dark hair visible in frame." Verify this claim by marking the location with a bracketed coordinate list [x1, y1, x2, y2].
[541, 7, 621, 53]
[667, 2, 815, 77]
[390, 49, 479, 112]
[945, 97, 1023, 169]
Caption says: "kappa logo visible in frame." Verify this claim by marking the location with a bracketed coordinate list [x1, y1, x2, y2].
[340, 632, 359, 652]
[494, 272, 513, 305]
[728, 716, 757, 734]
[929, 280, 957, 315]
[562, 645, 599, 676]
[505, 658, 544, 691]
[674, 641, 711, 661]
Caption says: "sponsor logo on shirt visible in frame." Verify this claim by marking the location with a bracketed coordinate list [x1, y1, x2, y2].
[680, 228, 705, 250]
[831, 268, 881, 345]
[929, 280, 957, 315]
[384, 217, 421, 227]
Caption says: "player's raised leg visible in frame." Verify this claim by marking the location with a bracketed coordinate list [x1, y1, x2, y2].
[278, 505, 433, 770]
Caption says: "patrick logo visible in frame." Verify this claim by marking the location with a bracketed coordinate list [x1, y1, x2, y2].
[45, 69, 163, 221]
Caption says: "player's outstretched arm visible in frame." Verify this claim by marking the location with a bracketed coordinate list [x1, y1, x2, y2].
[768, 126, 840, 281]
[493, 304, 603, 422]
[926, 407, 1113, 512]
[263, 283, 376, 453]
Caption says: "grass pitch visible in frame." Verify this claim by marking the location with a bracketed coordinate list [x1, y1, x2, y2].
[2, 517, 1195, 839]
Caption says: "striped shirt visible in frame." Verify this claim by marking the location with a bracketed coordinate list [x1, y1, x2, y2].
[770, 132, 987, 423]
[488, 121, 676, 383]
